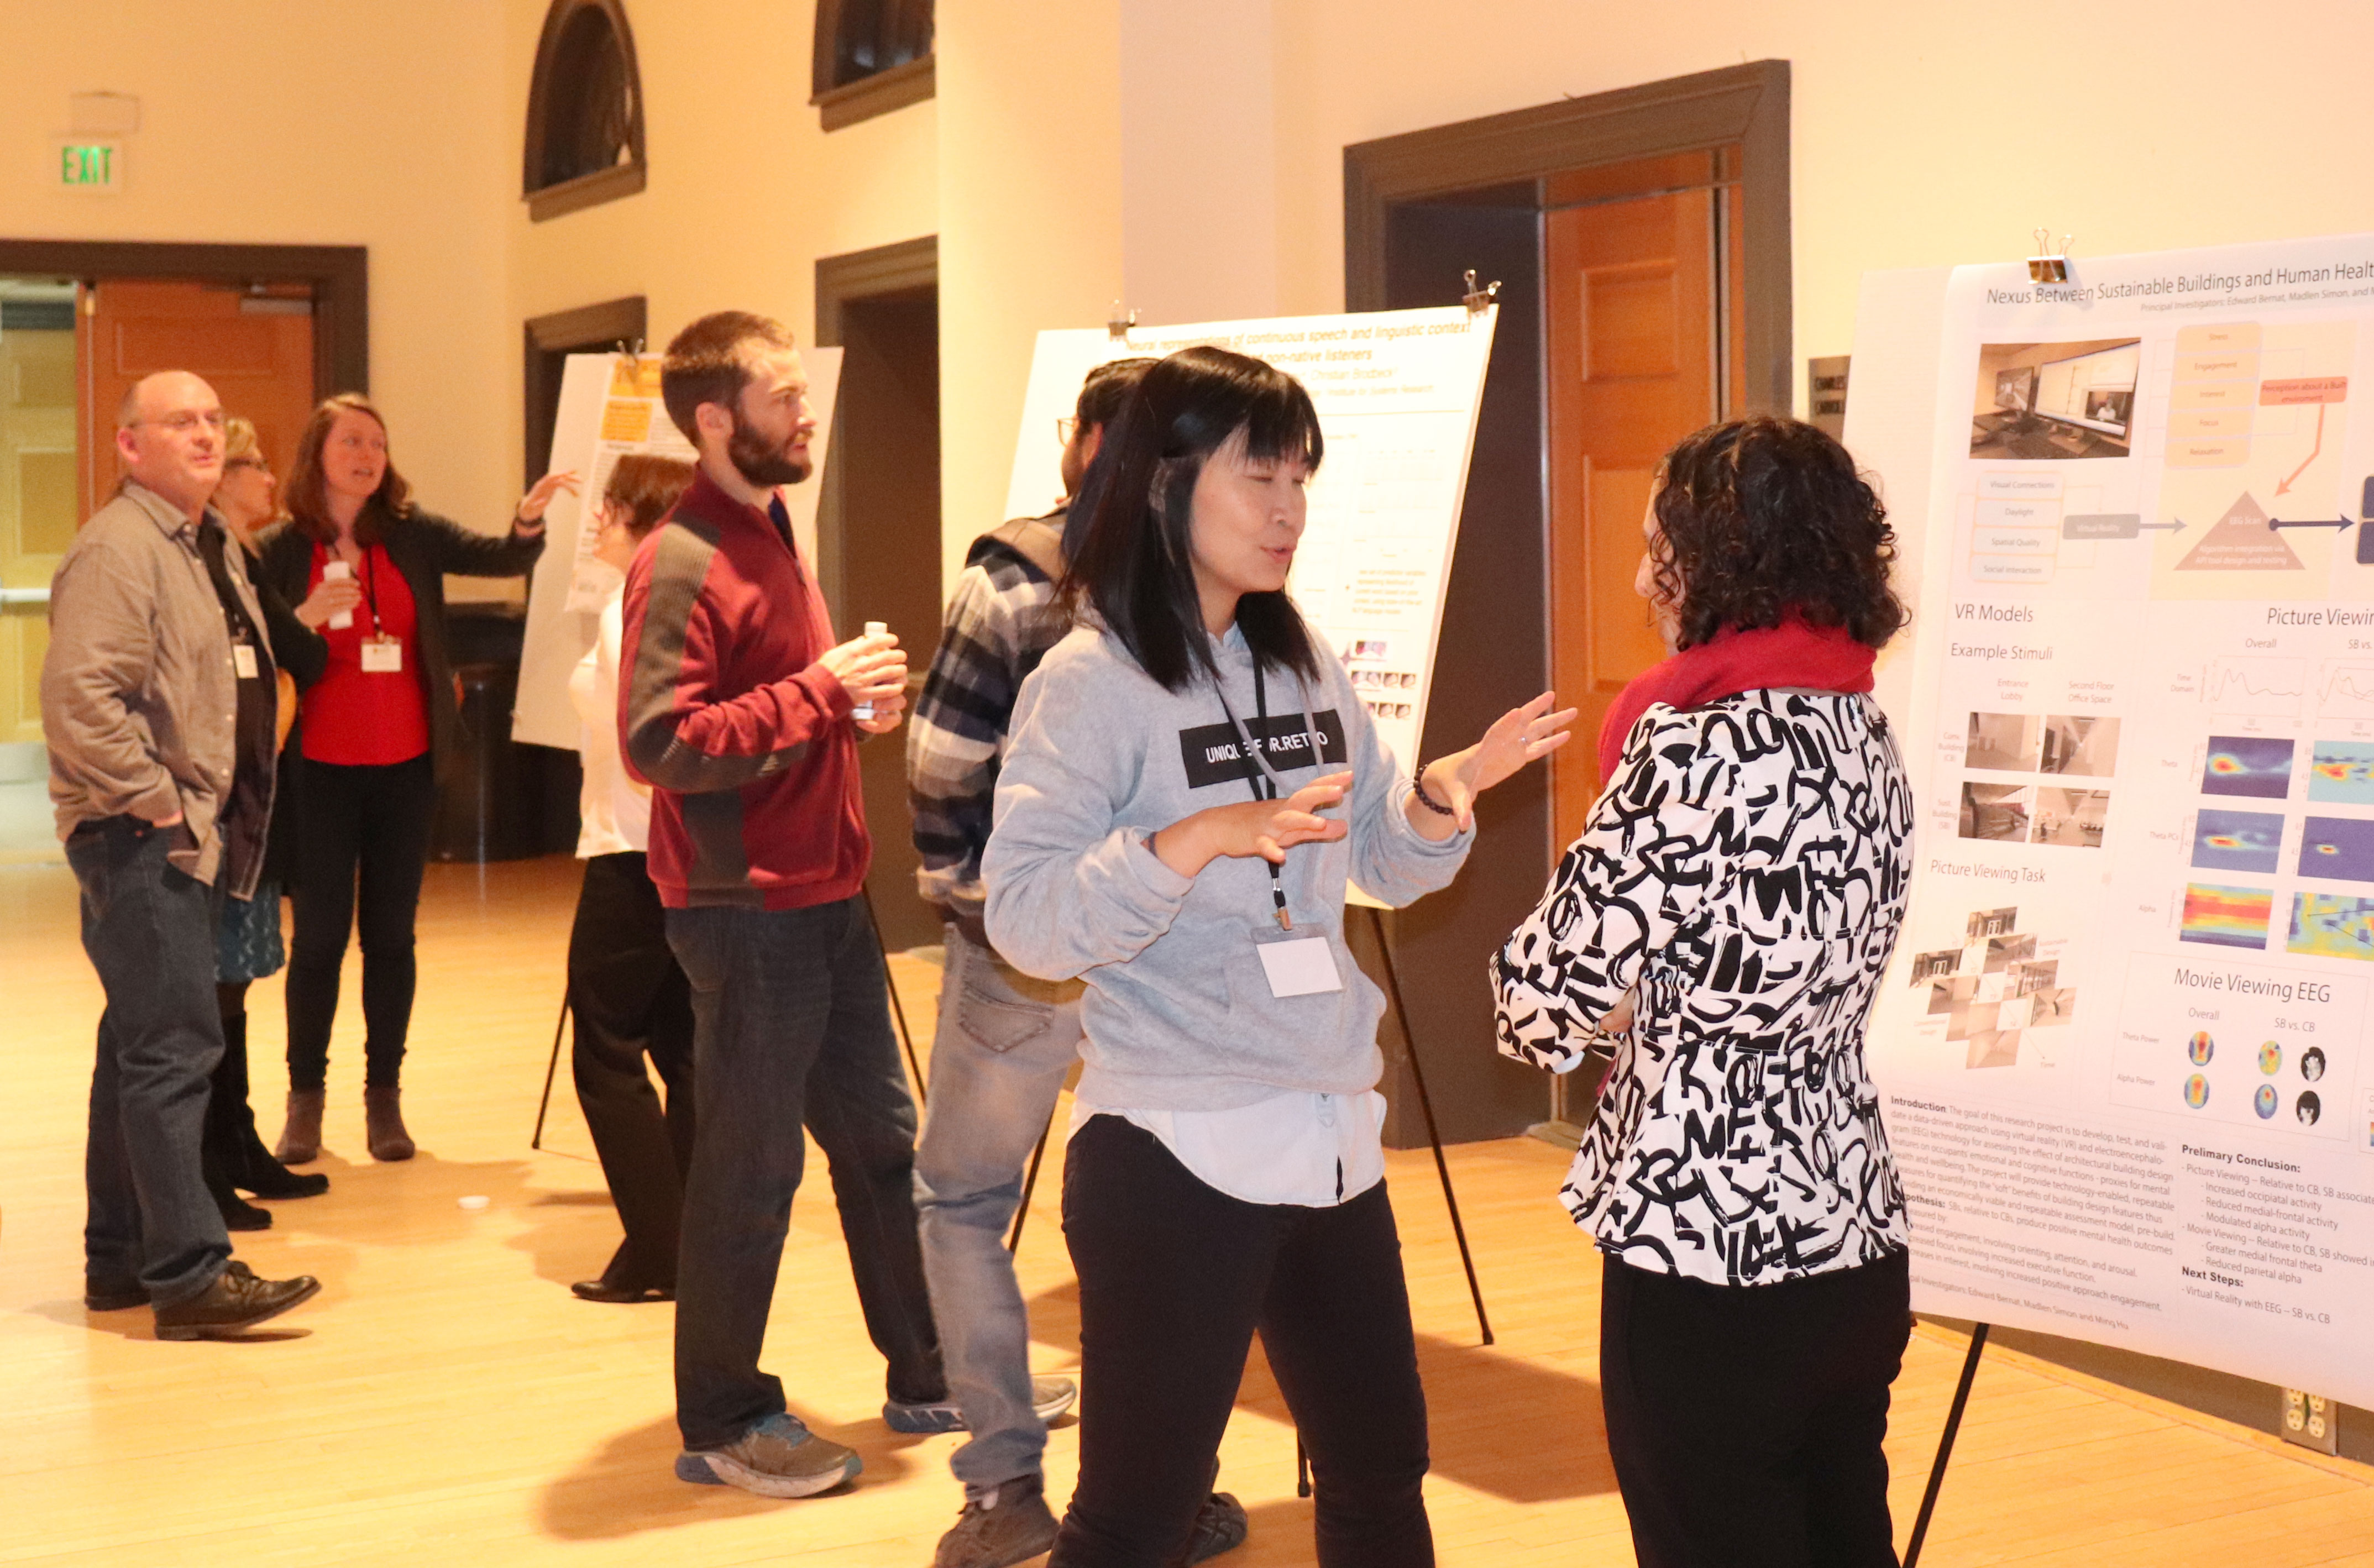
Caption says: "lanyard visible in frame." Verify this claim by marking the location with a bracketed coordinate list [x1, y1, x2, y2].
[1213, 659, 1325, 932]
[357, 544, 386, 638]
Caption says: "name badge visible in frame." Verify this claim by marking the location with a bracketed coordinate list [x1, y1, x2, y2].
[232, 643, 259, 680]
[1257, 936, 1344, 999]
[360, 637, 404, 673]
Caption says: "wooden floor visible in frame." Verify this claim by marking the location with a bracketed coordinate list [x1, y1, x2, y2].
[5, 855, 2373, 1566]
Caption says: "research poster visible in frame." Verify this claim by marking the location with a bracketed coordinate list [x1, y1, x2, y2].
[515, 347, 841, 750]
[1869, 233, 2374, 1406]
[1004, 304, 1496, 773]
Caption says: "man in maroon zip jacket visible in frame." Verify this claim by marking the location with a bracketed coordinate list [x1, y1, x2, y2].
[620, 311, 950, 1498]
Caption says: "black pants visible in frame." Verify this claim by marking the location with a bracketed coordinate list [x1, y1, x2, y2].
[1600, 1247, 1912, 1568]
[567, 852, 695, 1288]
[1052, 1115, 1432, 1568]
[285, 754, 436, 1090]
[665, 896, 945, 1448]
[203, 982, 258, 1182]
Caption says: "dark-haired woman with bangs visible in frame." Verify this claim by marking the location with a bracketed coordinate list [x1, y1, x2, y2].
[1493, 416, 1916, 1568]
[985, 345, 1571, 1567]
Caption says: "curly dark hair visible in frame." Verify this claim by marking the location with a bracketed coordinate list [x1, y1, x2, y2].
[1646, 416, 1905, 651]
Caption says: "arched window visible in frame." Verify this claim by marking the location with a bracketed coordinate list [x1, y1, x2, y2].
[523, 0, 647, 221]
[812, 0, 935, 131]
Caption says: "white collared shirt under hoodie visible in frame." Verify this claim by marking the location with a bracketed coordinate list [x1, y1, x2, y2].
[569, 575, 651, 857]
[988, 621, 1472, 1207]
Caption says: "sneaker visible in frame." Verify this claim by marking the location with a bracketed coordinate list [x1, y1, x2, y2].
[674, 1413, 861, 1498]
[933, 1477, 1059, 1568]
[887, 1376, 1078, 1435]
[1172, 1490, 1249, 1566]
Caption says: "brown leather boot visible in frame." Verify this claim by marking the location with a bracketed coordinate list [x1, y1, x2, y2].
[365, 1086, 415, 1161]
[275, 1089, 325, 1163]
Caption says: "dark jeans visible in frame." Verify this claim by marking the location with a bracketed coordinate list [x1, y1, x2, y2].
[1600, 1247, 1913, 1568]
[666, 894, 945, 1449]
[1052, 1115, 1433, 1568]
[285, 753, 435, 1089]
[568, 852, 696, 1288]
[66, 816, 232, 1306]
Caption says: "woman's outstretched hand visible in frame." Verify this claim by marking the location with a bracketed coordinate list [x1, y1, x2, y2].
[512, 469, 582, 537]
[1151, 771, 1352, 878]
[1411, 691, 1578, 835]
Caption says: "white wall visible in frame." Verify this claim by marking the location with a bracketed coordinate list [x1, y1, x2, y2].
[1, 1, 517, 546]
[1270, 0, 2374, 371]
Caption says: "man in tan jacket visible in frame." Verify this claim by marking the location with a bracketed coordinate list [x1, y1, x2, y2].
[43, 370, 319, 1340]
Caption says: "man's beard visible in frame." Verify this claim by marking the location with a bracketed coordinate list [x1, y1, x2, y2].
[727, 407, 811, 488]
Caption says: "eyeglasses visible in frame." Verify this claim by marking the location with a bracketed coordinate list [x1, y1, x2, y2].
[130, 410, 228, 434]
[223, 457, 270, 474]
[1055, 417, 1079, 445]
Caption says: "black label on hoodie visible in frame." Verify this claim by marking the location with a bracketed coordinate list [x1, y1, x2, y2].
[1178, 709, 1348, 789]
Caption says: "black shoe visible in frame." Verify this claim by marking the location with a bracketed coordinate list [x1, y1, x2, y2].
[205, 1146, 274, 1230]
[85, 1281, 150, 1312]
[571, 1278, 673, 1303]
[238, 1134, 330, 1199]
[1170, 1491, 1249, 1566]
[153, 1260, 321, 1340]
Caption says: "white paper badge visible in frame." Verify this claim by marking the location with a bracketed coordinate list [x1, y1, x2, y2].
[232, 643, 259, 679]
[360, 637, 404, 673]
[1258, 936, 1344, 999]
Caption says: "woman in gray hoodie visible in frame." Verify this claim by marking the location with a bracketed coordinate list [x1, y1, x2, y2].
[985, 345, 1570, 1568]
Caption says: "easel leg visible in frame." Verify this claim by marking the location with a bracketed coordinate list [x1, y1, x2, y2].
[862, 886, 928, 1109]
[1296, 1435, 1312, 1498]
[1903, 1321, 1989, 1568]
[531, 993, 569, 1150]
[1364, 905, 1493, 1346]
[1006, 1114, 1054, 1254]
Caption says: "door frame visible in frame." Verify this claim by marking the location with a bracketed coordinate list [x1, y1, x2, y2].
[1343, 59, 1790, 413]
[0, 239, 368, 400]
[813, 233, 937, 622]
[522, 294, 647, 487]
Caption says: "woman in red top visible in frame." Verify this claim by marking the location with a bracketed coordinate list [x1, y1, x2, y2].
[257, 393, 571, 1162]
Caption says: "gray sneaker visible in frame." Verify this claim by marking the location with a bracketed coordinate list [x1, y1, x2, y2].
[933, 1477, 1059, 1568]
[674, 1413, 861, 1498]
[887, 1376, 1078, 1434]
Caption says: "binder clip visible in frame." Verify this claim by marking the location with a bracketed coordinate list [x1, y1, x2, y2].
[2026, 231, 2073, 284]
[1463, 270, 1502, 313]
[1107, 303, 1137, 343]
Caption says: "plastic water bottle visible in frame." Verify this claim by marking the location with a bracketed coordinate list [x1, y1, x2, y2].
[323, 559, 354, 630]
[852, 621, 889, 722]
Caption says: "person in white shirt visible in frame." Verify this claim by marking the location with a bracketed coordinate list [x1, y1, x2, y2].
[565, 453, 699, 1303]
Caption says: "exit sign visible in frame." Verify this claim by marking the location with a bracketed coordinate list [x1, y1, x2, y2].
[56, 140, 123, 194]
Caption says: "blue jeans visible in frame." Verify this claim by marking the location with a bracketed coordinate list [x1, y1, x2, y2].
[914, 924, 1085, 1494]
[666, 895, 946, 1449]
[67, 816, 233, 1307]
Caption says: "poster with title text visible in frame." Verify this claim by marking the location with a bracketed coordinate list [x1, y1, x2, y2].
[1004, 304, 1496, 774]
[1871, 233, 2374, 1406]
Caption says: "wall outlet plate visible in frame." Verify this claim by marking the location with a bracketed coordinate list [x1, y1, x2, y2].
[2280, 1388, 2341, 1455]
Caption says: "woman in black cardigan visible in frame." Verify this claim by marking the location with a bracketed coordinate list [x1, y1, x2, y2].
[256, 392, 568, 1162]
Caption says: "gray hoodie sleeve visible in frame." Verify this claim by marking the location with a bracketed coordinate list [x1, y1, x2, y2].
[1337, 668, 1472, 906]
[984, 644, 1196, 981]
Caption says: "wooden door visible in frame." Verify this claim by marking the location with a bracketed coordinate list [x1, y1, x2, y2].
[1545, 171, 1743, 846]
[0, 292, 79, 746]
[76, 279, 317, 517]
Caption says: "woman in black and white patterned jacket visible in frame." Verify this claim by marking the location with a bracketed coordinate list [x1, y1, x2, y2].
[1493, 416, 1916, 1568]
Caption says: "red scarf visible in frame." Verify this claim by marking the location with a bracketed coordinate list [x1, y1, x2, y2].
[1596, 616, 1877, 782]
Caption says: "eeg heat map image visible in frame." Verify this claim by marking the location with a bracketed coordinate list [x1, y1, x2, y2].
[2191, 809, 2283, 873]
[2181, 883, 2274, 948]
[2308, 741, 2374, 805]
[2200, 736, 2296, 799]
[2289, 894, 2374, 959]
[2297, 816, 2374, 882]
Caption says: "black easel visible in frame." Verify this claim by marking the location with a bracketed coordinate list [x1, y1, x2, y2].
[531, 993, 570, 1150]
[863, 885, 929, 1108]
[1903, 1323, 1989, 1568]
[1006, 1116, 1054, 1253]
[1364, 903, 1493, 1346]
